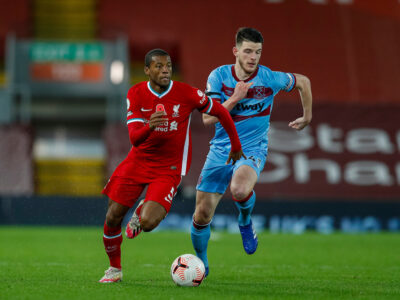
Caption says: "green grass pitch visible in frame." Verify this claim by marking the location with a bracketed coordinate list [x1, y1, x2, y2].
[0, 226, 399, 299]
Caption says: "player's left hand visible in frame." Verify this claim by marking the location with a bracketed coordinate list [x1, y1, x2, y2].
[226, 149, 246, 165]
[288, 116, 311, 130]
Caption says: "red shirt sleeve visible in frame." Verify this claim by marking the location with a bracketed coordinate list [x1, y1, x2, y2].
[128, 122, 152, 147]
[126, 86, 145, 125]
[189, 86, 241, 152]
[125, 85, 152, 147]
[206, 100, 241, 152]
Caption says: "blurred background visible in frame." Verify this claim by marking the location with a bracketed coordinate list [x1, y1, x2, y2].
[0, 0, 399, 233]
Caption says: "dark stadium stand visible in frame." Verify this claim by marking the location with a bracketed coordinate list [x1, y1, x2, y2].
[0, 0, 30, 59]
[0, 125, 33, 195]
[102, 123, 130, 178]
[98, 0, 400, 104]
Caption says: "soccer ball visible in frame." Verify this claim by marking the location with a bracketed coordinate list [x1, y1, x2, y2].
[170, 254, 205, 287]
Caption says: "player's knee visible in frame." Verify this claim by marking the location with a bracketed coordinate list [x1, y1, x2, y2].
[194, 207, 213, 224]
[140, 216, 160, 232]
[231, 186, 249, 201]
[105, 211, 123, 227]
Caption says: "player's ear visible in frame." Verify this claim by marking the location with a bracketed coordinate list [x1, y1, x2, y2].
[144, 66, 150, 76]
[233, 47, 238, 58]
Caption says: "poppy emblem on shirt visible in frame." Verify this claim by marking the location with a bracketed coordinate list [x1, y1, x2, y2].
[156, 104, 165, 112]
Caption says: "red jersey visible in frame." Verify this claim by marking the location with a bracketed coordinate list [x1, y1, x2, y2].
[116, 80, 213, 177]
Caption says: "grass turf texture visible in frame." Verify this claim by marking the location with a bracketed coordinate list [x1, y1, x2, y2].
[0, 227, 399, 300]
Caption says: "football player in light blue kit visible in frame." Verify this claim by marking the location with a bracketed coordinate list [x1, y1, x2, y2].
[191, 27, 313, 277]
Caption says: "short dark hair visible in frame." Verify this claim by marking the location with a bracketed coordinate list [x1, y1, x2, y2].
[235, 27, 264, 46]
[144, 48, 170, 67]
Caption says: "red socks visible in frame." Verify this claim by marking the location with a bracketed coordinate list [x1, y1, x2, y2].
[103, 222, 123, 269]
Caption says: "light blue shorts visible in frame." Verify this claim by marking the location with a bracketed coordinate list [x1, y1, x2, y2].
[196, 146, 267, 195]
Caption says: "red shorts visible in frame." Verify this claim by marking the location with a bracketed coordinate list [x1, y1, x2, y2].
[102, 173, 182, 213]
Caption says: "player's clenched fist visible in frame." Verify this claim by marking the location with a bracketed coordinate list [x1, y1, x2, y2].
[149, 111, 168, 130]
[226, 149, 247, 165]
[232, 81, 254, 102]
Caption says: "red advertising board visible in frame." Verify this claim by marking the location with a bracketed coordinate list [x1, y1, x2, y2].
[31, 63, 103, 82]
[259, 103, 400, 200]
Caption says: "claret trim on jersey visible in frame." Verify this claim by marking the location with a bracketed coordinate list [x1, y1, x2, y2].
[147, 81, 174, 98]
[231, 65, 259, 83]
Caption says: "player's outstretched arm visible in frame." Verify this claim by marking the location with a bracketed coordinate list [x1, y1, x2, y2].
[288, 74, 312, 131]
[207, 100, 245, 164]
[203, 81, 253, 126]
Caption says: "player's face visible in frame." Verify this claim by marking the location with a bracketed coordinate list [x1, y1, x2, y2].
[145, 55, 172, 89]
[234, 41, 262, 75]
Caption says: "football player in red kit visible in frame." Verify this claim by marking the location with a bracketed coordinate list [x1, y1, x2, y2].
[99, 49, 244, 283]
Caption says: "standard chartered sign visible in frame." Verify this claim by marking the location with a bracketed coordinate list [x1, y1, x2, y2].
[30, 42, 104, 62]
[261, 122, 400, 187]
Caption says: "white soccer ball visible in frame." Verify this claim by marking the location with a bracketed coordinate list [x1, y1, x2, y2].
[170, 254, 205, 287]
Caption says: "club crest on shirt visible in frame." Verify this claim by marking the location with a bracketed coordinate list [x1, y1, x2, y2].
[172, 104, 180, 117]
[197, 90, 204, 97]
[255, 87, 264, 99]
[249, 86, 273, 100]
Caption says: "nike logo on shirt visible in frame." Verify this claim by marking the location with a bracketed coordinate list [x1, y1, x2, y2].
[141, 108, 152, 112]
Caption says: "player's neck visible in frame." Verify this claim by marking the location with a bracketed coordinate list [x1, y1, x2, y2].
[234, 64, 254, 81]
[149, 81, 169, 94]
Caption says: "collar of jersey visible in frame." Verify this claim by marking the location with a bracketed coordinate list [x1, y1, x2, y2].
[231, 65, 259, 82]
[147, 81, 173, 98]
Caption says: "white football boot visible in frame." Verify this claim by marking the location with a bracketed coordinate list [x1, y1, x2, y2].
[99, 267, 122, 283]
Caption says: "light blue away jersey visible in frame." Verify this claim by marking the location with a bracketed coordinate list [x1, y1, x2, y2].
[206, 64, 295, 152]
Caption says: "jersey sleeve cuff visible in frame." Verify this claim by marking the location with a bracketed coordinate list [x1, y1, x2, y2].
[287, 73, 296, 92]
[199, 98, 214, 114]
[127, 118, 145, 125]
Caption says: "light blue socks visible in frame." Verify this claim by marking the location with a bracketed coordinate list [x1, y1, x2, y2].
[190, 221, 211, 270]
[234, 191, 256, 226]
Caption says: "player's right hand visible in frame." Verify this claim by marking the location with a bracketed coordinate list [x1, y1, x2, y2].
[232, 81, 253, 102]
[226, 149, 246, 165]
[149, 111, 168, 130]
[288, 116, 311, 131]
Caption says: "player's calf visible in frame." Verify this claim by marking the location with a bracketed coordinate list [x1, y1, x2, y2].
[191, 217, 211, 276]
[233, 191, 256, 227]
[140, 215, 162, 232]
[139, 200, 168, 232]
